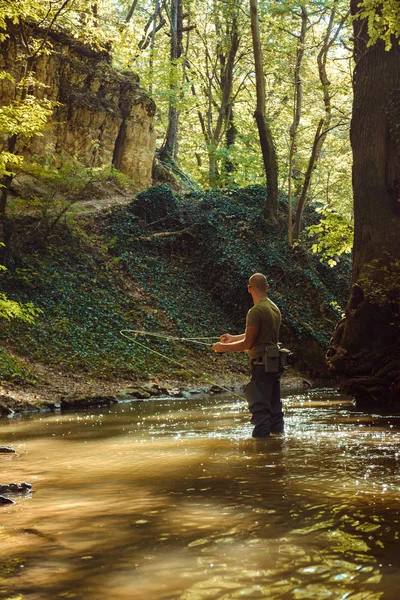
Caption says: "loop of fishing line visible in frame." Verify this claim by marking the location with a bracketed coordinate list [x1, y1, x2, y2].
[120, 329, 219, 346]
[120, 330, 245, 401]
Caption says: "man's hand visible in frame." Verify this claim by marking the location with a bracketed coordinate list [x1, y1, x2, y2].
[220, 333, 233, 343]
[212, 342, 225, 352]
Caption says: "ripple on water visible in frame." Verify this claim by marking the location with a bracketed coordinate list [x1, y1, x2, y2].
[0, 390, 399, 599]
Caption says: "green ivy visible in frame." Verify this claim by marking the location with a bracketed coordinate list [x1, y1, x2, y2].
[0, 184, 351, 379]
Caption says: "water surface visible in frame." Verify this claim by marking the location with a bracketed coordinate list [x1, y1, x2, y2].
[0, 388, 399, 599]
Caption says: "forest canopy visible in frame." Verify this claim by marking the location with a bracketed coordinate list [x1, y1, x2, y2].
[0, 0, 355, 255]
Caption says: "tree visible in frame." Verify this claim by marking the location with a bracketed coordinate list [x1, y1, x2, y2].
[326, 0, 400, 407]
[250, 0, 278, 224]
[257, 0, 352, 242]
[287, 4, 308, 244]
[292, 0, 350, 239]
[158, 0, 183, 163]
[182, 0, 242, 187]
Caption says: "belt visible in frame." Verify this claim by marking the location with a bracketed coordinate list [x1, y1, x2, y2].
[251, 357, 264, 365]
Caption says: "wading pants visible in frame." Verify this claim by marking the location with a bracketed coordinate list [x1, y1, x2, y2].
[245, 364, 284, 438]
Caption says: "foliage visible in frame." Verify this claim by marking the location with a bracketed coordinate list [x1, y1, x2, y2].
[354, 0, 400, 49]
[0, 291, 37, 322]
[105, 185, 351, 351]
[0, 95, 54, 138]
[0, 0, 355, 243]
[0, 92, 55, 181]
[0, 348, 35, 384]
[0, 238, 40, 326]
[307, 209, 354, 266]
[8, 158, 132, 241]
[359, 255, 400, 307]
[0, 185, 351, 379]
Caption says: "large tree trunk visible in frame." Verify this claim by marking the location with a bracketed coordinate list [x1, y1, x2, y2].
[326, 2, 400, 409]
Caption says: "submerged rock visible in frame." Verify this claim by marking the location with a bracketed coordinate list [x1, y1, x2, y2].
[60, 395, 118, 410]
[0, 446, 16, 453]
[0, 483, 32, 494]
[0, 495, 15, 505]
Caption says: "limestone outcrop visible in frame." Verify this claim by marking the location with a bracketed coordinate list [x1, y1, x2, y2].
[0, 28, 156, 191]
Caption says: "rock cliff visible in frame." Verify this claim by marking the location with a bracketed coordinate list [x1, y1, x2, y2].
[0, 29, 156, 191]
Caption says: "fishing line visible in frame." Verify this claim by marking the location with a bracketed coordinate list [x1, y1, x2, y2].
[121, 329, 219, 346]
[120, 330, 246, 401]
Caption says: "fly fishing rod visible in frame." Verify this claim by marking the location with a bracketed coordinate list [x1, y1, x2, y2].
[120, 330, 246, 401]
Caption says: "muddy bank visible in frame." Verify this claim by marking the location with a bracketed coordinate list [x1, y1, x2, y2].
[0, 370, 320, 417]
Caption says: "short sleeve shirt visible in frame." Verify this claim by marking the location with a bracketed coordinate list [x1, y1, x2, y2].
[246, 297, 281, 360]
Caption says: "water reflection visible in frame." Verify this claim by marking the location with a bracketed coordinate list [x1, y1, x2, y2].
[0, 389, 399, 599]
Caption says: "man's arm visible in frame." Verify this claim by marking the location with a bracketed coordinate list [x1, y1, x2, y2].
[212, 325, 259, 353]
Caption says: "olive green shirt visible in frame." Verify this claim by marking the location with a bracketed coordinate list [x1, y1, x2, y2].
[246, 297, 281, 360]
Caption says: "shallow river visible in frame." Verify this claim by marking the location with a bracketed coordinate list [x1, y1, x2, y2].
[0, 388, 400, 600]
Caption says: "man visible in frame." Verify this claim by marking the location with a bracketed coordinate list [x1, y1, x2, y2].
[212, 273, 284, 438]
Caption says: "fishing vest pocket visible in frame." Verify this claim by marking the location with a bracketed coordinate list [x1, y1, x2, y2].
[264, 345, 280, 372]
[264, 345, 294, 372]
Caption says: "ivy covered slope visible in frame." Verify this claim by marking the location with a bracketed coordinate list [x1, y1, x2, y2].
[0, 185, 350, 387]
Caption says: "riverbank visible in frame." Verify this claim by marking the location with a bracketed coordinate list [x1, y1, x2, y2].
[0, 366, 316, 417]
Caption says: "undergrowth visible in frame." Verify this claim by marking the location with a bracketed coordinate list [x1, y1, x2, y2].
[0, 184, 351, 382]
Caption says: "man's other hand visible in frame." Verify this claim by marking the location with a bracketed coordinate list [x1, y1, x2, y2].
[212, 342, 225, 352]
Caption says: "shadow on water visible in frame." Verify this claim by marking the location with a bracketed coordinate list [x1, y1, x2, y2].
[0, 388, 399, 599]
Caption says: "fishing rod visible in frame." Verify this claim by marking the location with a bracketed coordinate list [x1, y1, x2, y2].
[120, 330, 246, 401]
[120, 329, 219, 347]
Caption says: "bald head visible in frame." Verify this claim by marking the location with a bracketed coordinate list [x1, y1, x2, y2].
[248, 273, 268, 294]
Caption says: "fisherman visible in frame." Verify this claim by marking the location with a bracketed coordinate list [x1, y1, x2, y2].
[212, 273, 284, 438]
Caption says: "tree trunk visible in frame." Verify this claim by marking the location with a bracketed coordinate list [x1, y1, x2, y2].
[326, 2, 400, 409]
[193, 6, 239, 188]
[159, 0, 183, 163]
[222, 104, 237, 180]
[288, 6, 307, 245]
[249, 0, 278, 224]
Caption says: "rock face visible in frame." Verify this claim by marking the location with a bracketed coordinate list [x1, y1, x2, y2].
[0, 29, 156, 191]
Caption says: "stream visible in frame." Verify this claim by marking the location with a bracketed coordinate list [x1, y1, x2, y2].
[0, 388, 399, 599]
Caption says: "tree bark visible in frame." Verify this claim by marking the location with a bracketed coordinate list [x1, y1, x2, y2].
[249, 0, 278, 224]
[326, 2, 400, 408]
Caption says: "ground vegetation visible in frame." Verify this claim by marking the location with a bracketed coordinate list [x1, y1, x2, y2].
[0, 184, 350, 400]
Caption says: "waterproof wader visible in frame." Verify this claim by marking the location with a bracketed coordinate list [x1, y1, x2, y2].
[245, 364, 284, 438]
